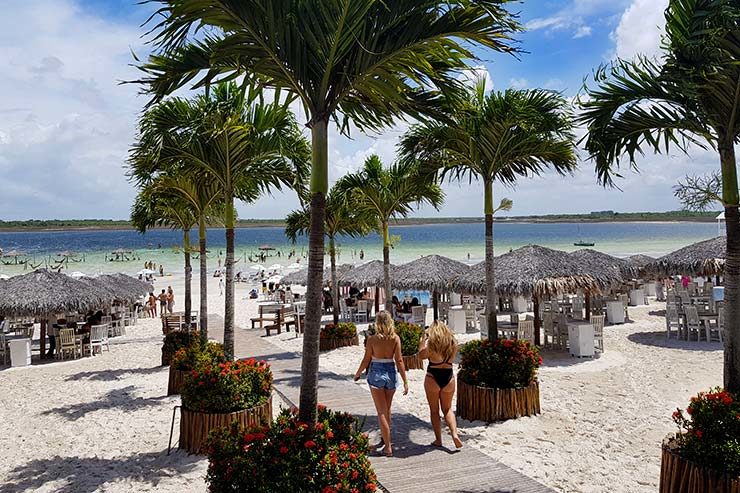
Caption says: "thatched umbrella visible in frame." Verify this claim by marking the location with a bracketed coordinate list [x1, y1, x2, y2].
[0, 269, 109, 358]
[647, 236, 725, 277]
[394, 255, 470, 320]
[281, 264, 354, 287]
[568, 249, 627, 287]
[625, 254, 655, 278]
[107, 273, 153, 297]
[341, 260, 395, 314]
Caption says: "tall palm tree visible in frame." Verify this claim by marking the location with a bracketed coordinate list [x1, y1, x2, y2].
[131, 185, 197, 325]
[400, 79, 577, 342]
[577, 0, 740, 391]
[152, 174, 224, 345]
[338, 155, 444, 310]
[285, 185, 373, 325]
[137, 0, 521, 423]
[128, 82, 309, 358]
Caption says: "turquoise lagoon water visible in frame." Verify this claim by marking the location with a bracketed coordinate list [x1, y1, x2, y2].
[0, 221, 720, 277]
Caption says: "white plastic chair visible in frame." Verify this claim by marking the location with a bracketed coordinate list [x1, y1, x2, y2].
[543, 312, 556, 349]
[683, 305, 702, 341]
[517, 320, 535, 344]
[411, 305, 426, 326]
[354, 300, 369, 323]
[87, 325, 109, 355]
[591, 315, 605, 352]
[58, 329, 78, 360]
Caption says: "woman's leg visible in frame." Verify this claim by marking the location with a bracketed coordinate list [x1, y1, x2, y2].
[370, 388, 392, 454]
[424, 375, 443, 446]
[439, 378, 462, 448]
[384, 388, 396, 453]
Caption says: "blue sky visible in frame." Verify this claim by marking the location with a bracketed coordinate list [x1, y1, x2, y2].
[1, 0, 720, 221]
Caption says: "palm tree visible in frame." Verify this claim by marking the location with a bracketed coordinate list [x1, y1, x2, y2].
[136, 0, 521, 424]
[152, 174, 224, 345]
[400, 79, 577, 342]
[285, 186, 373, 325]
[128, 82, 309, 358]
[338, 155, 444, 310]
[577, 0, 740, 391]
[131, 185, 197, 326]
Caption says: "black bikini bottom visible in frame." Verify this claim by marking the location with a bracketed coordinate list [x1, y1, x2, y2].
[426, 367, 454, 388]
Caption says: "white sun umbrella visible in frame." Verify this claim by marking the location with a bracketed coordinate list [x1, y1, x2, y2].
[285, 262, 302, 271]
[249, 264, 264, 271]
[268, 263, 283, 271]
[69, 271, 86, 279]
[0, 274, 9, 280]
[266, 275, 283, 284]
[137, 269, 157, 275]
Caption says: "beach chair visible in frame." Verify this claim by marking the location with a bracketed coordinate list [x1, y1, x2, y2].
[58, 328, 78, 360]
[591, 315, 605, 352]
[543, 312, 556, 349]
[354, 300, 369, 323]
[0, 332, 7, 365]
[665, 305, 681, 340]
[411, 305, 425, 326]
[683, 305, 701, 341]
[464, 303, 477, 331]
[517, 320, 535, 345]
[86, 325, 109, 356]
[572, 297, 585, 320]
[557, 313, 569, 350]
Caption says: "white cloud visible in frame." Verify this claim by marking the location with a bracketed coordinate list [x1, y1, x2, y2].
[526, 0, 630, 39]
[509, 78, 529, 90]
[458, 65, 494, 92]
[573, 26, 593, 39]
[612, 0, 669, 59]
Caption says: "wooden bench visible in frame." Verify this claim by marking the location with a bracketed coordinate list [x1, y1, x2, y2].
[264, 308, 286, 336]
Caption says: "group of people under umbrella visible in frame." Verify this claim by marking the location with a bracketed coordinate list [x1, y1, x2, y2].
[0, 269, 152, 361]
[281, 236, 729, 345]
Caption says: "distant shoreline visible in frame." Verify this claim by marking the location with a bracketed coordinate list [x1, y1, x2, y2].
[0, 211, 721, 232]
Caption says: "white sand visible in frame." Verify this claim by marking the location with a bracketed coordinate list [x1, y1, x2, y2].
[266, 303, 723, 493]
[0, 271, 725, 493]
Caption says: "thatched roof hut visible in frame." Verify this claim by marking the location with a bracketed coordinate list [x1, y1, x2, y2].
[340, 260, 392, 288]
[625, 254, 655, 278]
[281, 264, 354, 286]
[79, 274, 151, 302]
[568, 249, 628, 287]
[648, 236, 725, 276]
[394, 255, 470, 292]
[453, 245, 603, 298]
[0, 269, 107, 316]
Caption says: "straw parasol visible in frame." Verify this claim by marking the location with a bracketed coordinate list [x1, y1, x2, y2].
[453, 245, 603, 298]
[625, 254, 655, 278]
[568, 249, 628, 288]
[647, 236, 725, 276]
[0, 269, 107, 317]
[394, 255, 470, 320]
[340, 260, 392, 288]
[393, 255, 470, 292]
[281, 264, 354, 286]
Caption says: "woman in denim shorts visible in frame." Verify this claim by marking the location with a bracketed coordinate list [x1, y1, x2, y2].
[354, 311, 408, 457]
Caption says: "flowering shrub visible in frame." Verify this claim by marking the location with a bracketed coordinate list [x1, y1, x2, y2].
[395, 321, 424, 356]
[162, 330, 199, 359]
[458, 338, 541, 389]
[172, 341, 228, 372]
[206, 405, 377, 492]
[181, 358, 272, 414]
[672, 388, 740, 476]
[321, 322, 357, 339]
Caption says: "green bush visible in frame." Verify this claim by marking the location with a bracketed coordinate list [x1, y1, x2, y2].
[458, 338, 541, 389]
[181, 358, 272, 414]
[206, 406, 377, 493]
[321, 322, 357, 339]
[172, 341, 227, 372]
[162, 330, 199, 359]
[394, 321, 424, 356]
[672, 388, 740, 476]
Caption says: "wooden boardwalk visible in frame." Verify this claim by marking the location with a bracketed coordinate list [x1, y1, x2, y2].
[225, 323, 555, 493]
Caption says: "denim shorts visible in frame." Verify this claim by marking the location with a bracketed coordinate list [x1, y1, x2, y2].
[367, 361, 398, 390]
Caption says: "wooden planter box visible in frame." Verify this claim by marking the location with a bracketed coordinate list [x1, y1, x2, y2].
[161, 348, 173, 367]
[660, 436, 740, 493]
[179, 395, 273, 454]
[167, 367, 187, 396]
[403, 352, 424, 370]
[319, 335, 359, 352]
[456, 378, 540, 423]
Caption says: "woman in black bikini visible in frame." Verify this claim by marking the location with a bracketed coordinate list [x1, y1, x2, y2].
[419, 321, 463, 449]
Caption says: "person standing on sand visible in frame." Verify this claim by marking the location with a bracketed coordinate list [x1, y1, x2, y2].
[353, 311, 408, 457]
[219, 277, 224, 296]
[148, 292, 157, 317]
[166, 286, 175, 313]
[159, 265, 164, 277]
[418, 322, 463, 449]
[158, 290, 167, 316]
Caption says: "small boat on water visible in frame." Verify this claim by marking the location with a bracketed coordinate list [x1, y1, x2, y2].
[574, 241, 595, 247]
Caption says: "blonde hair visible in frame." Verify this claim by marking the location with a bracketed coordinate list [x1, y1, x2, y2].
[374, 310, 396, 339]
[427, 321, 457, 362]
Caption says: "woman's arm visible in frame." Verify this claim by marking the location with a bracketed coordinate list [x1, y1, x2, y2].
[418, 332, 428, 360]
[394, 336, 409, 395]
[353, 339, 373, 381]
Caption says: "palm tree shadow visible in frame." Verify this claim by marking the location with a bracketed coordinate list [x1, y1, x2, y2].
[65, 366, 166, 382]
[41, 386, 172, 421]
[0, 451, 203, 493]
[627, 330, 723, 351]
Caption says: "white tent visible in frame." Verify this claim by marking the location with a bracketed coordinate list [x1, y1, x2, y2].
[717, 211, 726, 236]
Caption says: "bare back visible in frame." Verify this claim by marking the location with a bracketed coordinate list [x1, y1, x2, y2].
[368, 335, 400, 359]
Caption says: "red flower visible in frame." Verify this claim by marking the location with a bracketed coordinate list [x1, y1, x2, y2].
[326, 430, 334, 440]
[279, 446, 289, 454]
[352, 471, 360, 480]
[366, 483, 377, 491]
[695, 430, 703, 439]
[304, 440, 317, 449]
[315, 422, 324, 431]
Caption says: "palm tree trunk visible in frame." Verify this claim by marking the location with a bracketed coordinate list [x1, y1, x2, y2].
[433, 290, 439, 321]
[299, 119, 328, 425]
[199, 215, 208, 345]
[720, 140, 740, 392]
[382, 221, 392, 311]
[484, 180, 497, 339]
[329, 235, 339, 325]
[183, 229, 192, 331]
[224, 194, 235, 359]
